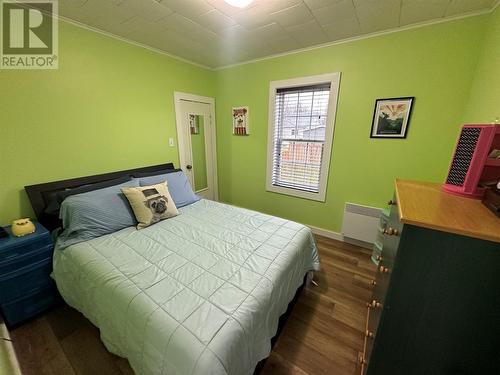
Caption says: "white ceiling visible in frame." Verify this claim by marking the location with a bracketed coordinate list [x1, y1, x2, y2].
[60, 0, 497, 68]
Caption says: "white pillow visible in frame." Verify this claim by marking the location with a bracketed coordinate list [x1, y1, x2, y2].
[122, 182, 179, 229]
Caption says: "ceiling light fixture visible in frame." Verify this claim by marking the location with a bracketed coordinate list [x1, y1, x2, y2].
[224, 0, 254, 8]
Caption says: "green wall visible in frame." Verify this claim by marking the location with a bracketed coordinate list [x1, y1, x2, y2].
[0, 21, 215, 225]
[214, 15, 489, 233]
[463, 6, 500, 123]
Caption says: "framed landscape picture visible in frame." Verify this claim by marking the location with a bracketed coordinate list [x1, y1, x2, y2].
[370, 97, 414, 138]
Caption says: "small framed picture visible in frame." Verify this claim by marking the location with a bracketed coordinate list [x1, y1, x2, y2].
[370, 97, 414, 138]
[232, 107, 249, 135]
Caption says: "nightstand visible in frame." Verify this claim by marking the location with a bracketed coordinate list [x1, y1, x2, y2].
[0, 221, 60, 328]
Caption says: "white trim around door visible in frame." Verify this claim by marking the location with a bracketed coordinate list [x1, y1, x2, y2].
[174, 92, 219, 201]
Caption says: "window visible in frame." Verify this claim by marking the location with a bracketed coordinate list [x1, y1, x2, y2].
[266, 73, 340, 202]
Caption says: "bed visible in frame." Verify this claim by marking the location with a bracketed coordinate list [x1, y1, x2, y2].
[25, 164, 320, 375]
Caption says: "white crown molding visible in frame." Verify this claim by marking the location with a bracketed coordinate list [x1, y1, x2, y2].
[215, 6, 497, 70]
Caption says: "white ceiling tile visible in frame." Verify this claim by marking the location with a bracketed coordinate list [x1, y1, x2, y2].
[270, 3, 315, 27]
[150, 29, 203, 53]
[355, 0, 401, 33]
[285, 19, 329, 47]
[311, 0, 357, 26]
[322, 16, 361, 40]
[216, 38, 271, 64]
[353, 0, 400, 7]
[445, 0, 495, 16]
[83, 0, 136, 25]
[304, 0, 345, 10]
[217, 24, 252, 39]
[117, 0, 173, 22]
[161, 0, 214, 18]
[205, 0, 258, 16]
[59, 0, 89, 9]
[119, 16, 164, 37]
[231, 5, 275, 28]
[265, 34, 302, 52]
[157, 12, 199, 32]
[219, 35, 262, 53]
[195, 9, 237, 32]
[159, 15, 220, 47]
[247, 0, 303, 15]
[400, 0, 450, 25]
[229, 1, 302, 29]
[251, 22, 289, 41]
[60, 0, 102, 24]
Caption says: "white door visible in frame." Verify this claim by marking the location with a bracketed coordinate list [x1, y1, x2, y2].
[174, 94, 218, 200]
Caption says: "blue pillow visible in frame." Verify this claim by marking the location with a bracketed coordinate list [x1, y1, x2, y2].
[138, 171, 200, 208]
[57, 179, 140, 249]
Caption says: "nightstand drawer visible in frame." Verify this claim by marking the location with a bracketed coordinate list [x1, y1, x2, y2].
[0, 223, 52, 262]
[0, 244, 53, 275]
[1, 285, 59, 328]
[0, 258, 53, 303]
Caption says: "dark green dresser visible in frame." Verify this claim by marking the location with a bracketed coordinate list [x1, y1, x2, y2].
[361, 180, 500, 375]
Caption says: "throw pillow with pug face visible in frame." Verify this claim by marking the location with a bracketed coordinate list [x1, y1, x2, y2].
[122, 182, 179, 229]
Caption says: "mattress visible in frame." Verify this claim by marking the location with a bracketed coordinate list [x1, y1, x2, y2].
[52, 199, 320, 375]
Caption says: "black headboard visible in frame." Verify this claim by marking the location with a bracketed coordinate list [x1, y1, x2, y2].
[25, 163, 175, 231]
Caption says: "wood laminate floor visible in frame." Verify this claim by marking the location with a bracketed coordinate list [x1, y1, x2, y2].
[10, 235, 376, 375]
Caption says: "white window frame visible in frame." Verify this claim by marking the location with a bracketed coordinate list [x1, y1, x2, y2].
[266, 72, 341, 202]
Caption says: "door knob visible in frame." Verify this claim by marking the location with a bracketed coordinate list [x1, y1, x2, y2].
[186, 165, 192, 170]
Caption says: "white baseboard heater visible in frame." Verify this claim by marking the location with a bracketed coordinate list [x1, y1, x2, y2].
[341, 203, 382, 245]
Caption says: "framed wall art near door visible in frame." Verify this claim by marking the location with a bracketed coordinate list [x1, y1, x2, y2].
[232, 107, 249, 135]
[370, 97, 414, 138]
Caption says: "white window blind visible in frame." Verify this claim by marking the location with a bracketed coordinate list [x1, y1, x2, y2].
[271, 83, 331, 193]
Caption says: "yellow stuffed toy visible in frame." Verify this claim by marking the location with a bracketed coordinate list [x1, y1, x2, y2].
[11, 218, 36, 237]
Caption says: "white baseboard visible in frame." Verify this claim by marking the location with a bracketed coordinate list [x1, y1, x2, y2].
[309, 225, 374, 250]
[309, 225, 344, 241]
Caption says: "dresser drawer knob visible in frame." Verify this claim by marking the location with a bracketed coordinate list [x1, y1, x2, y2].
[376, 255, 382, 261]
[379, 266, 390, 273]
[367, 299, 382, 309]
[358, 353, 367, 365]
[388, 199, 397, 206]
[383, 227, 399, 236]
[371, 279, 377, 286]
[365, 330, 374, 338]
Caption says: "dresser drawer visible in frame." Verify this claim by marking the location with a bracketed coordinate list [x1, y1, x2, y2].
[367, 279, 386, 333]
[388, 197, 403, 232]
[379, 236, 400, 267]
[1, 285, 59, 328]
[0, 258, 53, 303]
[367, 254, 396, 343]
[0, 244, 53, 275]
[0, 227, 52, 262]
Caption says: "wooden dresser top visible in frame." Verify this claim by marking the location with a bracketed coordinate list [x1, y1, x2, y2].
[395, 179, 500, 243]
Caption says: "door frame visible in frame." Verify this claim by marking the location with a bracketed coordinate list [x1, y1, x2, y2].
[174, 92, 218, 201]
